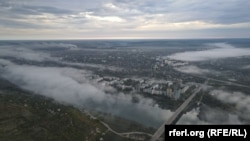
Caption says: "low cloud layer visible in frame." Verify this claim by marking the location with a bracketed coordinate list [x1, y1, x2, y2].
[0, 59, 172, 127]
[28, 42, 78, 50]
[242, 65, 250, 69]
[178, 88, 250, 124]
[174, 65, 211, 74]
[177, 109, 208, 124]
[0, 46, 52, 61]
[0, 42, 77, 61]
[168, 43, 250, 61]
[0, 42, 123, 72]
[210, 90, 250, 121]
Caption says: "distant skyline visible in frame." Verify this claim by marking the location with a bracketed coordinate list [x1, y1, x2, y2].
[0, 0, 250, 40]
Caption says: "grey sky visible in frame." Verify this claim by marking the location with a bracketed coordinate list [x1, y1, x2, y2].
[0, 0, 250, 39]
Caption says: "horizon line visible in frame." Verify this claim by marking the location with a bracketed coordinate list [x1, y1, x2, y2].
[0, 37, 250, 41]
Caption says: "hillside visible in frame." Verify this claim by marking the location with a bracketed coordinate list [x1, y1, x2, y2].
[0, 78, 132, 141]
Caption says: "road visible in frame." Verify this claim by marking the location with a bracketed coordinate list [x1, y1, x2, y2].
[120, 132, 153, 137]
[82, 110, 152, 140]
[192, 74, 250, 89]
[150, 81, 207, 141]
[101, 121, 153, 139]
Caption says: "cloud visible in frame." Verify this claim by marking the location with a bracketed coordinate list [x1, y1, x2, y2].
[210, 90, 250, 121]
[174, 65, 211, 74]
[0, 43, 124, 72]
[29, 42, 78, 50]
[242, 65, 250, 69]
[168, 43, 250, 61]
[0, 47, 53, 61]
[178, 88, 250, 124]
[0, 0, 250, 39]
[82, 12, 125, 22]
[177, 109, 208, 124]
[199, 104, 243, 124]
[0, 1, 76, 29]
[0, 18, 47, 29]
[178, 102, 243, 124]
[0, 1, 73, 16]
[117, 0, 250, 24]
[0, 61, 173, 127]
[0, 42, 79, 61]
[0, 58, 13, 65]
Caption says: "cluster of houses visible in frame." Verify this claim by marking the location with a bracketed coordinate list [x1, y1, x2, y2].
[136, 80, 190, 100]
[153, 57, 189, 70]
[94, 75, 191, 100]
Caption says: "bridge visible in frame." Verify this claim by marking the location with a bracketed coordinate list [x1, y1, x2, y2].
[150, 81, 208, 141]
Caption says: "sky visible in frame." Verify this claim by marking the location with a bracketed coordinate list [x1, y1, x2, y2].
[0, 0, 250, 39]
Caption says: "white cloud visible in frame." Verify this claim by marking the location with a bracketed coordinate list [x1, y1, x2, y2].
[242, 65, 250, 69]
[174, 65, 211, 74]
[31, 42, 78, 50]
[168, 43, 250, 61]
[177, 109, 208, 124]
[178, 106, 243, 124]
[83, 12, 125, 23]
[104, 3, 120, 10]
[0, 47, 52, 61]
[210, 90, 250, 120]
[179, 88, 249, 124]
[0, 42, 79, 62]
[0, 43, 125, 72]
[1, 0, 250, 39]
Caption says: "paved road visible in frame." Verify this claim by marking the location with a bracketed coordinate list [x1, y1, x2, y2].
[192, 75, 250, 89]
[150, 81, 207, 141]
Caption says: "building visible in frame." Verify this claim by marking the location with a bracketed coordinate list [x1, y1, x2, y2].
[166, 87, 173, 97]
